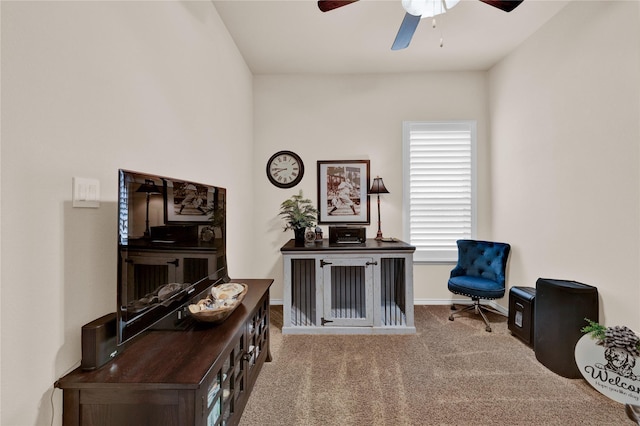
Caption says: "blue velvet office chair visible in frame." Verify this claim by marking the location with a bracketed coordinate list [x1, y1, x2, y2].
[448, 239, 511, 332]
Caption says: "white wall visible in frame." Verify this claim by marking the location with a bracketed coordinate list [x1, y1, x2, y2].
[252, 73, 492, 303]
[252, 1, 640, 328]
[489, 0, 640, 328]
[3, 1, 640, 425]
[1, 2, 253, 425]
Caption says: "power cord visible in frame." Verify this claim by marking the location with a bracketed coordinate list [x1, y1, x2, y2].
[51, 360, 81, 426]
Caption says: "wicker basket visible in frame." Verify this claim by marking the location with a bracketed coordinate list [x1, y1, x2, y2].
[189, 283, 248, 324]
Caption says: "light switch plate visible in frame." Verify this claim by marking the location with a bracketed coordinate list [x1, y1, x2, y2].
[73, 177, 100, 208]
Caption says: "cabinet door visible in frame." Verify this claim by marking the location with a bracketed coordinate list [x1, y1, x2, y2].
[321, 257, 374, 327]
[245, 294, 270, 384]
[205, 334, 243, 426]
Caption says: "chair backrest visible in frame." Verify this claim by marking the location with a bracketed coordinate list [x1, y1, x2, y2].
[451, 240, 511, 287]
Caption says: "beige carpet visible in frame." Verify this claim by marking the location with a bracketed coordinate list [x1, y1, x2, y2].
[239, 305, 631, 426]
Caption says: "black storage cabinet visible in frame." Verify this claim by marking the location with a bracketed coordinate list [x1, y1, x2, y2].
[534, 278, 598, 378]
[508, 286, 536, 346]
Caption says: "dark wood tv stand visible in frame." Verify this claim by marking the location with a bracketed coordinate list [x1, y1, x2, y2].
[55, 278, 273, 426]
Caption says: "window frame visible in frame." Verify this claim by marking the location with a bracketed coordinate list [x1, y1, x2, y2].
[402, 120, 477, 263]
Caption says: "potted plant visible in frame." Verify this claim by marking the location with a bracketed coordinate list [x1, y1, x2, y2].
[279, 190, 318, 245]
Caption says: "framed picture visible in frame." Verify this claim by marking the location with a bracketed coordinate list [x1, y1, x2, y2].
[165, 179, 214, 224]
[317, 160, 370, 225]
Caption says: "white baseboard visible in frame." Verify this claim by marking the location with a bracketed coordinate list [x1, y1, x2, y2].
[415, 298, 507, 315]
[270, 298, 508, 315]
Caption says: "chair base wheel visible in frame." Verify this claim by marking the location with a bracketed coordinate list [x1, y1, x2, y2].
[448, 300, 503, 332]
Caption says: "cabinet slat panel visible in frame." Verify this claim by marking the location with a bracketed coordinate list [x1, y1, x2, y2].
[291, 259, 315, 326]
[330, 265, 366, 319]
[381, 258, 407, 326]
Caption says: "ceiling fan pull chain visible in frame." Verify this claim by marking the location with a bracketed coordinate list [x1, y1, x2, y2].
[431, 16, 444, 48]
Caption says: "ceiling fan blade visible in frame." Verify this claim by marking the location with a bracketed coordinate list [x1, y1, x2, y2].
[478, 0, 525, 13]
[391, 12, 421, 51]
[317, 0, 359, 13]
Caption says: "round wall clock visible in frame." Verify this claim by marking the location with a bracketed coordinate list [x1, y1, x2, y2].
[266, 150, 304, 188]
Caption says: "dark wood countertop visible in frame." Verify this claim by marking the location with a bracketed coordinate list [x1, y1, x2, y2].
[56, 278, 272, 390]
[280, 238, 415, 253]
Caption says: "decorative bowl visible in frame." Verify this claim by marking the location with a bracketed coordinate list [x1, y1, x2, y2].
[188, 283, 248, 324]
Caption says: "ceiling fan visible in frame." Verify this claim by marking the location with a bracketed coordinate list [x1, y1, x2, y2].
[318, 0, 524, 50]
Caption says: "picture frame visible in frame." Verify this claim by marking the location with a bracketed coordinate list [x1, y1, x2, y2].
[317, 160, 370, 225]
[165, 179, 214, 224]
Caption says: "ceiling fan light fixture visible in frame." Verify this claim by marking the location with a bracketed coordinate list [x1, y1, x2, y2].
[444, 0, 461, 10]
[401, 0, 459, 18]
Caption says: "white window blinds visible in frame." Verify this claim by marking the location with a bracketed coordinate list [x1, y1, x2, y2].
[402, 121, 476, 262]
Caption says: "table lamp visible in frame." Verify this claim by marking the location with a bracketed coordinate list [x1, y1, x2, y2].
[136, 179, 162, 238]
[368, 176, 389, 240]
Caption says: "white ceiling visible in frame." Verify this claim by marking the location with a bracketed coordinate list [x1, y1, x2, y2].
[212, 0, 570, 74]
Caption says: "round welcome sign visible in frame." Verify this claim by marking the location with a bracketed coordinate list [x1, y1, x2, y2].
[575, 325, 640, 405]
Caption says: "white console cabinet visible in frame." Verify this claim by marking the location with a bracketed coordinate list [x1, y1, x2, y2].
[281, 239, 415, 334]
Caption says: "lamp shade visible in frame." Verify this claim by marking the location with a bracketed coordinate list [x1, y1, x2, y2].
[369, 177, 390, 195]
[136, 179, 162, 194]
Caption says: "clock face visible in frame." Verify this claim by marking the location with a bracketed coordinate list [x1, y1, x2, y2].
[304, 228, 317, 243]
[266, 150, 304, 188]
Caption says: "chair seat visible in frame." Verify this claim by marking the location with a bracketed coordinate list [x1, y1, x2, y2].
[448, 275, 505, 300]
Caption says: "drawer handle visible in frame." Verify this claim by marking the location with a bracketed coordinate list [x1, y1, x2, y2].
[366, 261, 378, 266]
[242, 345, 256, 362]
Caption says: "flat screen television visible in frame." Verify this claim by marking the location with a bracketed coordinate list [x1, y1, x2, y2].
[117, 169, 229, 346]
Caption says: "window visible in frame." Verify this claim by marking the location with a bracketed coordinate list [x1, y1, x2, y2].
[402, 121, 476, 263]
